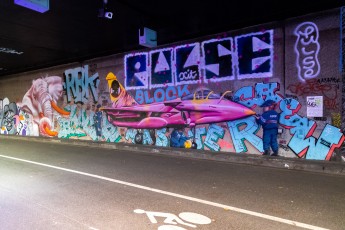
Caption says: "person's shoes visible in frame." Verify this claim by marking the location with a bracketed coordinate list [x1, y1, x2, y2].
[271, 152, 278, 156]
[263, 150, 270, 155]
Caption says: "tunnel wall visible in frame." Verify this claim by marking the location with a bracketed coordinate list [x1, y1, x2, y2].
[0, 8, 344, 161]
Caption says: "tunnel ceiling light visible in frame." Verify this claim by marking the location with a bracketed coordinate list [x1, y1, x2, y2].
[98, 0, 113, 19]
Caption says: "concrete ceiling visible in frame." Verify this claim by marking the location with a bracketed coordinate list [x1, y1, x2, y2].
[0, 0, 343, 77]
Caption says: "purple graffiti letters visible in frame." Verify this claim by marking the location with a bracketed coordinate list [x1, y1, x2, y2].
[294, 22, 320, 81]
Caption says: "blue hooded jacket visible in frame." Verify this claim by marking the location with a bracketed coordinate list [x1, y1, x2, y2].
[257, 110, 280, 130]
[170, 129, 189, 147]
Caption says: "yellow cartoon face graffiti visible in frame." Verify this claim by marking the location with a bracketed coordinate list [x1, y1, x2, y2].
[106, 72, 125, 102]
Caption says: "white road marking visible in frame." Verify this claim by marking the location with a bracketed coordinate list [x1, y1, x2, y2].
[134, 209, 196, 228]
[0, 154, 328, 230]
[158, 225, 186, 230]
[178, 212, 211, 225]
[158, 226, 186, 230]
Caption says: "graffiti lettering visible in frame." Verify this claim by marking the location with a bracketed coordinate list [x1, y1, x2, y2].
[64, 65, 100, 104]
[234, 82, 282, 108]
[279, 98, 344, 160]
[174, 43, 201, 86]
[233, 83, 344, 160]
[179, 69, 197, 81]
[125, 30, 274, 90]
[149, 48, 174, 89]
[294, 22, 320, 81]
[102, 115, 122, 143]
[287, 80, 334, 96]
[317, 77, 340, 84]
[227, 116, 263, 153]
[236, 30, 273, 79]
[125, 129, 137, 144]
[287, 79, 338, 110]
[135, 85, 191, 104]
[153, 88, 165, 102]
[142, 129, 154, 145]
[324, 99, 338, 110]
[204, 124, 225, 151]
[187, 127, 207, 150]
[289, 124, 344, 160]
[202, 37, 235, 82]
[156, 128, 169, 147]
[57, 104, 86, 139]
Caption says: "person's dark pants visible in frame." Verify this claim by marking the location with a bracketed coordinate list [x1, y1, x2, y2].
[263, 128, 278, 154]
[95, 123, 102, 137]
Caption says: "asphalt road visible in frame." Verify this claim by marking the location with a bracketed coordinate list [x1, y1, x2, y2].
[0, 139, 345, 230]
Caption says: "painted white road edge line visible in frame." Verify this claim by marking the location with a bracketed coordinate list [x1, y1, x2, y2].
[0, 154, 328, 230]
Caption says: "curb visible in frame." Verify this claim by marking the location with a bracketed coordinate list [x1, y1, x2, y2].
[1, 135, 344, 176]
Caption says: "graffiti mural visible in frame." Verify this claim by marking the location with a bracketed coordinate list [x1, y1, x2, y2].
[0, 17, 344, 162]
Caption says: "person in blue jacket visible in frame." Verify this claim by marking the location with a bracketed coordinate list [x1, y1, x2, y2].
[255, 100, 280, 156]
[170, 127, 190, 148]
[94, 104, 103, 138]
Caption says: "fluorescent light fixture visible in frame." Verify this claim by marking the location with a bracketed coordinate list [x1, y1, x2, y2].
[14, 0, 49, 13]
[98, 0, 113, 19]
[139, 27, 157, 48]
